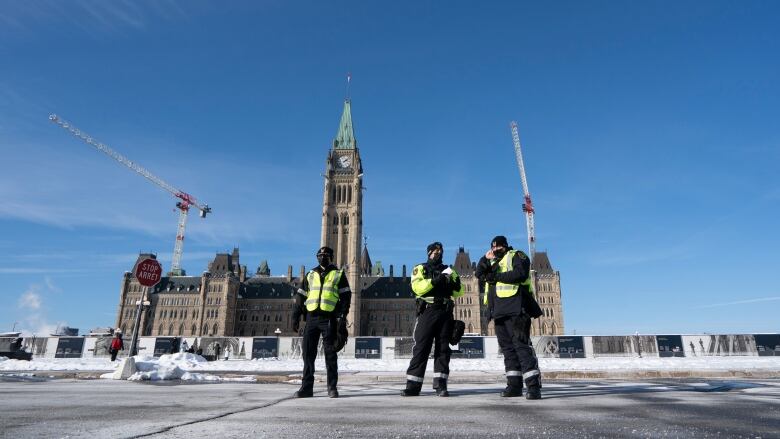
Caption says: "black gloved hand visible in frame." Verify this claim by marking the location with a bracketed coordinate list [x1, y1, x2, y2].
[292, 318, 300, 333]
[433, 272, 448, 287]
[485, 272, 497, 284]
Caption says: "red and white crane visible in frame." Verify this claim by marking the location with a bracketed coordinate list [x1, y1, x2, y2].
[49, 114, 211, 276]
[510, 121, 536, 260]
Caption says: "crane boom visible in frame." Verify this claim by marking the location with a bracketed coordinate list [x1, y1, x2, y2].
[49, 114, 211, 275]
[510, 121, 536, 260]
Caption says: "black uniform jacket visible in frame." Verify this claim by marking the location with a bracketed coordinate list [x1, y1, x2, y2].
[476, 249, 542, 320]
[293, 264, 352, 321]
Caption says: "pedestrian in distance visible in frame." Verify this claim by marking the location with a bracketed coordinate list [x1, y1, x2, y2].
[291, 246, 352, 398]
[109, 332, 124, 361]
[401, 242, 463, 397]
[476, 235, 544, 399]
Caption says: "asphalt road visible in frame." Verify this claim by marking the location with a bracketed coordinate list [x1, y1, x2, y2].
[1, 376, 778, 438]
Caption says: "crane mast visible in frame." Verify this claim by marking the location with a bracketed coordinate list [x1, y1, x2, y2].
[510, 121, 535, 260]
[49, 114, 211, 275]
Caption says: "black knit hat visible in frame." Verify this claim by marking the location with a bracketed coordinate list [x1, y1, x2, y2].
[426, 241, 443, 254]
[491, 235, 509, 248]
[316, 246, 334, 257]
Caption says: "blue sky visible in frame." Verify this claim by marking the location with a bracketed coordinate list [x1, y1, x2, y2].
[1, 1, 778, 336]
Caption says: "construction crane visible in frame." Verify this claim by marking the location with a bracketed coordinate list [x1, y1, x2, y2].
[510, 121, 535, 261]
[49, 114, 211, 276]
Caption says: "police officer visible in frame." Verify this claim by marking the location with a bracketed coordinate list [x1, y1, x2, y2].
[292, 246, 352, 398]
[402, 242, 463, 397]
[477, 235, 543, 399]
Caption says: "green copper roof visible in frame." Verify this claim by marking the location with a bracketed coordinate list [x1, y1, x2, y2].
[333, 99, 356, 149]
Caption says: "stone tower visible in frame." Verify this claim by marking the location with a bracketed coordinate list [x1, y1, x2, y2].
[320, 99, 363, 335]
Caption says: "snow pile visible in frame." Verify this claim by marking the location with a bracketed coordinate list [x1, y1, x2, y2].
[127, 353, 222, 381]
[0, 357, 113, 371]
[0, 356, 8, 362]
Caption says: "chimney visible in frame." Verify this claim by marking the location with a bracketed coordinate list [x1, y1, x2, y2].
[389, 264, 394, 277]
[299, 265, 305, 280]
[402, 264, 407, 279]
[287, 265, 293, 282]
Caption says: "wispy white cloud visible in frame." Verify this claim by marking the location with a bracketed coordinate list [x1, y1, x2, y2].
[693, 296, 780, 309]
[14, 278, 69, 336]
[0, 268, 90, 274]
[0, 1, 194, 36]
[18, 288, 42, 310]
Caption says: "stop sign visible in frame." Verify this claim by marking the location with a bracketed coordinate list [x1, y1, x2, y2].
[135, 258, 162, 287]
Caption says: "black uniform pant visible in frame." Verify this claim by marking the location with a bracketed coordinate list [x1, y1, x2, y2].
[495, 314, 541, 389]
[405, 304, 454, 388]
[301, 314, 338, 391]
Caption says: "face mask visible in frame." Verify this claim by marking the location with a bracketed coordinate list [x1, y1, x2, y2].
[317, 254, 332, 267]
[493, 248, 507, 259]
[428, 253, 443, 264]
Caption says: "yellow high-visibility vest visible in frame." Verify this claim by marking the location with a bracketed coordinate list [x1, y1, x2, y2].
[305, 269, 343, 312]
[483, 250, 534, 305]
[411, 264, 464, 303]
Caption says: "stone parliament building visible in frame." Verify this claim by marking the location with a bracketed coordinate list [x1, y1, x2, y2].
[115, 99, 565, 338]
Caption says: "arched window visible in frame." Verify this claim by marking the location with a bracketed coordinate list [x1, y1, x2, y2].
[192, 324, 197, 335]
[168, 324, 174, 335]
[383, 328, 388, 336]
[238, 326, 245, 336]
[468, 323, 473, 333]
[551, 323, 557, 334]
[331, 187, 336, 203]
[158, 324, 163, 335]
[348, 186, 352, 204]
[542, 322, 548, 335]
[178, 324, 184, 335]
[263, 327, 268, 336]
[212, 324, 218, 335]
[203, 324, 209, 334]
[333, 216, 338, 225]
[251, 326, 256, 336]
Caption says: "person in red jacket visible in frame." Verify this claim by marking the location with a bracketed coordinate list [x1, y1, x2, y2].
[109, 332, 124, 361]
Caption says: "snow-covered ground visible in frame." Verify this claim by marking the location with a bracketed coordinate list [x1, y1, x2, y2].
[2, 353, 780, 382]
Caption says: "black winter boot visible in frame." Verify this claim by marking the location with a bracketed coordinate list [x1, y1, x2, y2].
[500, 376, 523, 397]
[525, 386, 542, 400]
[293, 387, 313, 398]
[436, 380, 449, 397]
[401, 380, 422, 397]
[525, 373, 542, 399]
[328, 388, 339, 398]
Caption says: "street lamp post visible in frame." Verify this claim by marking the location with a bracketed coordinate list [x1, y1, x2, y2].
[128, 288, 151, 356]
[274, 328, 282, 359]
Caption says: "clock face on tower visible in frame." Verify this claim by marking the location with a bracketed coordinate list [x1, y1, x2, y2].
[337, 155, 352, 168]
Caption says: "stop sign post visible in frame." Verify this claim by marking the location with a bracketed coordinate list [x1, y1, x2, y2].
[128, 258, 163, 356]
